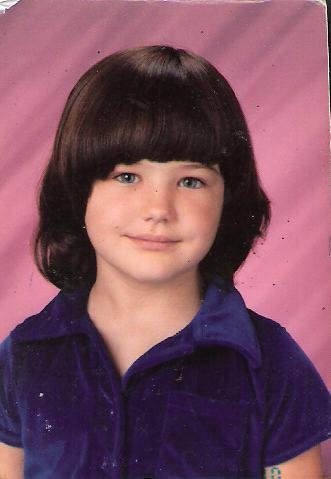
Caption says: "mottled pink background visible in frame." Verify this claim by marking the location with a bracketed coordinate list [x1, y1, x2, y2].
[0, 0, 330, 471]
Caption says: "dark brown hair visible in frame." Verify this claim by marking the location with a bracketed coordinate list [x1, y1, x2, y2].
[34, 45, 271, 292]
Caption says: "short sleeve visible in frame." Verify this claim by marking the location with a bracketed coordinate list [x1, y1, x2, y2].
[261, 324, 331, 466]
[0, 336, 22, 447]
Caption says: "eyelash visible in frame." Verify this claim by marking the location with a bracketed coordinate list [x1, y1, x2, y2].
[113, 173, 206, 189]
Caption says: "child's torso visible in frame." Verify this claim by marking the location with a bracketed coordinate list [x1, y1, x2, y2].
[7, 282, 324, 478]
[16, 330, 262, 479]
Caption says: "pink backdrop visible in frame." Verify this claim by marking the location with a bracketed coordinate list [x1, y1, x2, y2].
[0, 0, 330, 471]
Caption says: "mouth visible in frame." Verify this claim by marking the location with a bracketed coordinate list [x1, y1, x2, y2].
[125, 235, 180, 251]
[127, 235, 179, 243]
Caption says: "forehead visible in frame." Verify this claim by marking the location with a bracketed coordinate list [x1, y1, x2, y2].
[116, 159, 221, 174]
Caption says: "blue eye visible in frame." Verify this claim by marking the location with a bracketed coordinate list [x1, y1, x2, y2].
[180, 177, 205, 189]
[114, 173, 137, 184]
[112, 173, 205, 188]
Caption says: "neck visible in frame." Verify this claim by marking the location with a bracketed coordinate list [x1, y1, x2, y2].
[87, 268, 204, 334]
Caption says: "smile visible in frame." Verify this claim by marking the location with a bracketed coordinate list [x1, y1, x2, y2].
[126, 235, 180, 251]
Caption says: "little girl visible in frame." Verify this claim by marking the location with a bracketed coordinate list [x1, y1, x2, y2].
[0, 45, 330, 479]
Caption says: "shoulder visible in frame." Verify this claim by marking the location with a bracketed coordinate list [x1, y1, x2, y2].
[248, 307, 291, 347]
[247, 308, 316, 374]
[8, 293, 61, 339]
[0, 287, 91, 391]
[2, 287, 89, 348]
[246, 309, 330, 465]
[247, 308, 330, 398]
[0, 288, 89, 372]
[0, 293, 72, 449]
[0, 294, 57, 371]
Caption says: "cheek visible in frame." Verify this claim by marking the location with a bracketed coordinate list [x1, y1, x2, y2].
[85, 190, 129, 234]
[85, 199, 111, 246]
[190, 194, 223, 234]
[199, 199, 223, 252]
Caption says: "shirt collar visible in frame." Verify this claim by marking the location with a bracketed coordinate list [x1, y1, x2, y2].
[12, 277, 261, 369]
[191, 279, 262, 368]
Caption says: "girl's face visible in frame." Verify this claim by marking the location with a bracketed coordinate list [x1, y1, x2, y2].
[85, 159, 224, 287]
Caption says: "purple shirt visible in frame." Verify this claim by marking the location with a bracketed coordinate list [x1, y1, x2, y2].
[0, 278, 330, 478]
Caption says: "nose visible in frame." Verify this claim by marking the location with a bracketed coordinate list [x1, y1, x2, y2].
[140, 186, 176, 223]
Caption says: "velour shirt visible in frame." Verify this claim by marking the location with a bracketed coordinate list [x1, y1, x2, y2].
[0, 278, 330, 478]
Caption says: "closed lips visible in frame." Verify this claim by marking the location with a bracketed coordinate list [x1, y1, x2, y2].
[127, 235, 179, 242]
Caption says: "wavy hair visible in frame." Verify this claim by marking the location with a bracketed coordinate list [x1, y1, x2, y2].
[33, 45, 271, 292]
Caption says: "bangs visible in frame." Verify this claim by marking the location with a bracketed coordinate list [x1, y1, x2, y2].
[65, 54, 237, 182]
[94, 91, 224, 171]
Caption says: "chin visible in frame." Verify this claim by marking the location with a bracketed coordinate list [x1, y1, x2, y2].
[122, 264, 199, 286]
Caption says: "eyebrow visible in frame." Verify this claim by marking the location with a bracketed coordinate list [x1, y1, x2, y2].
[175, 163, 221, 175]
